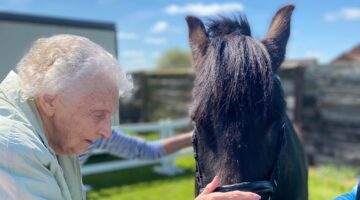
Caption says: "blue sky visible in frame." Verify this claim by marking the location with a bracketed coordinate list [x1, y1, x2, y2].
[0, 0, 359, 72]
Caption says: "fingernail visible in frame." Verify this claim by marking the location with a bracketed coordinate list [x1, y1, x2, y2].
[212, 175, 219, 184]
[252, 194, 261, 200]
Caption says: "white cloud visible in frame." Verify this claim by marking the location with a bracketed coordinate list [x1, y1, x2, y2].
[325, 7, 360, 22]
[121, 50, 144, 58]
[341, 8, 360, 20]
[144, 37, 167, 45]
[151, 51, 161, 58]
[324, 13, 337, 22]
[120, 58, 154, 72]
[0, 0, 30, 10]
[151, 21, 168, 33]
[117, 32, 138, 40]
[96, 0, 115, 5]
[165, 2, 244, 16]
[305, 51, 328, 62]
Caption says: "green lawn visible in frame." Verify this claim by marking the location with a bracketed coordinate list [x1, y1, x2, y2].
[309, 165, 358, 199]
[83, 155, 359, 200]
[84, 155, 195, 200]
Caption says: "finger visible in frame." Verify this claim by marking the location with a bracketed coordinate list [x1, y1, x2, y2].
[212, 191, 261, 200]
[233, 191, 261, 200]
[201, 176, 219, 195]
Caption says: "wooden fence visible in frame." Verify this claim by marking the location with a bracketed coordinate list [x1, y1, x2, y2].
[119, 69, 194, 123]
[120, 64, 360, 166]
[302, 64, 360, 165]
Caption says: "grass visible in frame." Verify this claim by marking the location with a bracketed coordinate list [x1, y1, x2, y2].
[84, 155, 195, 200]
[309, 165, 358, 199]
[83, 154, 359, 200]
[83, 132, 360, 199]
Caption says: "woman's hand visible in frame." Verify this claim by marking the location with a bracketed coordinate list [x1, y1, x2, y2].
[195, 176, 261, 200]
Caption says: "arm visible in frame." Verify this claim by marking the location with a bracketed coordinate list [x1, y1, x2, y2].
[82, 129, 192, 162]
[160, 131, 192, 155]
[90, 129, 166, 160]
[79, 129, 163, 165]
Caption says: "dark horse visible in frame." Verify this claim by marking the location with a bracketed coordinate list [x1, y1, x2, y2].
[186, 5, 308, 200]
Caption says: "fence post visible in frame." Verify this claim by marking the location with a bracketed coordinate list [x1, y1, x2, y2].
[153, 119, 184, 176]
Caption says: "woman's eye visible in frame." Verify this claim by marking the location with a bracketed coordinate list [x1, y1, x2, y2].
[93, 112, 105, 120]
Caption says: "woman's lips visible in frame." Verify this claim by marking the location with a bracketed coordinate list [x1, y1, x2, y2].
[85, 139, 93, 145]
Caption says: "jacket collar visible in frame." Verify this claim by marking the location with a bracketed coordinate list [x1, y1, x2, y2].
[0, 71, 56, 157]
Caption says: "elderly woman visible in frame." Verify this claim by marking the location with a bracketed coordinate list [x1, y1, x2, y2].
[0, 34, 129, 199]
[0, 34, 260, 200]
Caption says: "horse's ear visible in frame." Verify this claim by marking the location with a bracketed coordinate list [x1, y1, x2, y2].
[262, 4, 295, 72]
[185, 16, 209, 69]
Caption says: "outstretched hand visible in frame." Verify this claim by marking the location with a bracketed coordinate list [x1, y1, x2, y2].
[195, 176, 261, 200]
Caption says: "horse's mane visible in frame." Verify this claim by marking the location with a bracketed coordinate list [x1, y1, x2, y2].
[207, 16, 251, 38]
[191, 16, 279, 128]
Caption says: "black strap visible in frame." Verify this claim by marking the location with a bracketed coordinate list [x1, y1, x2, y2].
[213, 181, 274, 194]
[192, 130, 204, 189]
[269, 121, 286, 188]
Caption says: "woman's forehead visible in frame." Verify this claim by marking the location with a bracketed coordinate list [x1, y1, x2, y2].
[60, 82, 118, 110]
[81, 87, 119, 108]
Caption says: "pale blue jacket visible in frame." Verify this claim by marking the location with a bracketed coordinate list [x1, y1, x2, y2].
[0, 71, 85, 200]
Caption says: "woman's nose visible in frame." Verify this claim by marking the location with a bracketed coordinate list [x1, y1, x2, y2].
[99, 127, 112, 138]
[99, 117, 112, 138]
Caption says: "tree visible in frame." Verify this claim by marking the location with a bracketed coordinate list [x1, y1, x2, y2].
[157, 48, 192, 69]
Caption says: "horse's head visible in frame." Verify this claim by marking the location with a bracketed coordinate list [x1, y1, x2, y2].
[186, 5, 295, 195]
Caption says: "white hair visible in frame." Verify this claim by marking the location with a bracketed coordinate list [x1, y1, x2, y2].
[16, 34, 133, 100]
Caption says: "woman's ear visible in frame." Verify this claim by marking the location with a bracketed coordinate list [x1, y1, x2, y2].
[36, 95, 57, 117]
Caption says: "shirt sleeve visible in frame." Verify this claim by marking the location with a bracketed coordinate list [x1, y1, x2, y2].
[333, 183, 357, 200]
[80, 129, 165, 165]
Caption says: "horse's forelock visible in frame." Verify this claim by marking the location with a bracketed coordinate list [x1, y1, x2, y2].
[191, 25, 274, 125]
